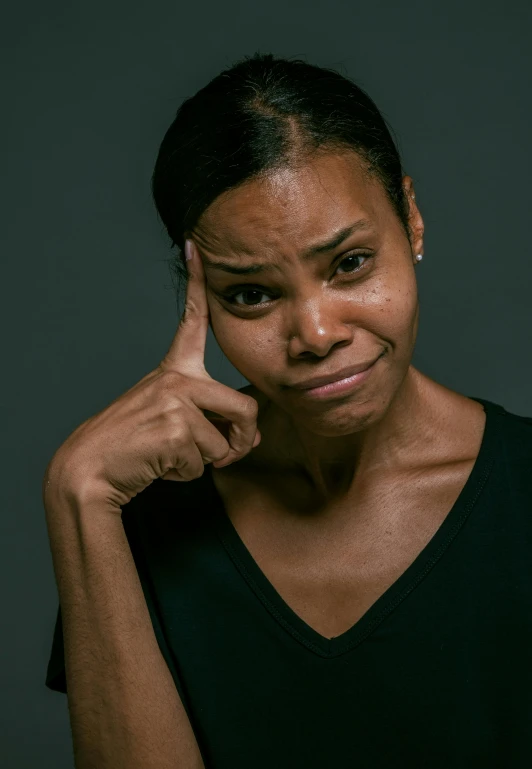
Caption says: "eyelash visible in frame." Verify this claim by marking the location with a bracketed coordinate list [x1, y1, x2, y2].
[221, 252, 375, 310]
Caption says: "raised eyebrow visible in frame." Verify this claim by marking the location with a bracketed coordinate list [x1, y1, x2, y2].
[201, 219, 373, 276]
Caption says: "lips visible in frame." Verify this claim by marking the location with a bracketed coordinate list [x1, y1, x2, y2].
[289, 355, 383, 390]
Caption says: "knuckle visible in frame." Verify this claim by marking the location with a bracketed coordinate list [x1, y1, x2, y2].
[160, 399, 189, 422]
[170, 458, 205, 481]
[169, 420, 191, 445]
[175, 452, 202, 470]
[161, 421, 191, 454]
[240, 396, 259, 419]
[208, 445, 231, 462]
[180, 300, 208, 324]
[157, 369, 185, 390]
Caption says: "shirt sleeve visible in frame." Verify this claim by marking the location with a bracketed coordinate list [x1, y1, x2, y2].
[45, 604, 67, 693]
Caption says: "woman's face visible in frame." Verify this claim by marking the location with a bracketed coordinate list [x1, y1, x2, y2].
[190, 150, 424, 436]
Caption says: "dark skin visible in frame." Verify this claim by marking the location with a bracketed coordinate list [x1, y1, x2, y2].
[187, 149, 486, 638]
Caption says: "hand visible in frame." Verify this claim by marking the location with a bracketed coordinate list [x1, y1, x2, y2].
[43, 239, 261, 512]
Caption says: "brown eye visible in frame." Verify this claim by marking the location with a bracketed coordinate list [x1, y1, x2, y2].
[335, 253, 372, 275]
[222, 252, 375, 311]
[223, 288, 272, 308]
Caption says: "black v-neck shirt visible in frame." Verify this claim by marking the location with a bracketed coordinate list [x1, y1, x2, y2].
[45, 397, 532, 767]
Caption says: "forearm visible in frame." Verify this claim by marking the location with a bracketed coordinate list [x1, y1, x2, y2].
[44, 473, 205, 769]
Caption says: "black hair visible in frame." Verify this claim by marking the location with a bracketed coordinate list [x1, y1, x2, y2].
[151, 52, 411, 294]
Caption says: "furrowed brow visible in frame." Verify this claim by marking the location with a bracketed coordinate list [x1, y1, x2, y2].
[302, 219, 373, 257]
[201, 219, 373, 275]
[202, 261, 269, 275]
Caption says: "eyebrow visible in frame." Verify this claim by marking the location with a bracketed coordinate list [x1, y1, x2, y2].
[201, 219, 373, 275]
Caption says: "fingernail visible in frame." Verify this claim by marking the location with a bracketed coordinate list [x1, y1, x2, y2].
[184, 240, 193, 261]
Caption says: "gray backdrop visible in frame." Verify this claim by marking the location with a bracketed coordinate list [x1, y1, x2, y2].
[2, 0, 531, 766]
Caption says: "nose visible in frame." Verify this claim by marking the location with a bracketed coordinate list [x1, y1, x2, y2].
[286, 295, 354, 358]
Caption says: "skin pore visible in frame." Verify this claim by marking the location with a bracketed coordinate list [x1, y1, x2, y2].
[189, 149, 485, 513]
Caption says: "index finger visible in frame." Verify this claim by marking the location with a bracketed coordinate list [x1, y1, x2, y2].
[161, 239, 210, 372]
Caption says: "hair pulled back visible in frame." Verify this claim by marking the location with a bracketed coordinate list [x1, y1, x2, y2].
[151, 53, 410, 290]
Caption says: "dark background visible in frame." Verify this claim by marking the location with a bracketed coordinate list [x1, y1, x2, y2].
[2, 1, 531, 766]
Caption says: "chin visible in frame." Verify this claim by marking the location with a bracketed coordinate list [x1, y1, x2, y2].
[285, 393, 388, 437]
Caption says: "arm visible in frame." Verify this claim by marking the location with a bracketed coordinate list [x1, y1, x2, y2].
[44, 467, 205, 769]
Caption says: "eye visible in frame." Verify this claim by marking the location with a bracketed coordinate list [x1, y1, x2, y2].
[223, 288, 272, 308]
[221, 251, 374, 310]
[335, 252, 371, 275]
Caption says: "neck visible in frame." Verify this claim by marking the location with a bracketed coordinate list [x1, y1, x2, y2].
[255, 367, 437, 506]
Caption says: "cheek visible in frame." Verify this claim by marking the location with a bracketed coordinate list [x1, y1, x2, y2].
[210, 310, 275, 378]
[341, 265, 417, 335]
[381, 283, 418, 327]
[377, 269, 419, 348]
[373, 257, 418, 313]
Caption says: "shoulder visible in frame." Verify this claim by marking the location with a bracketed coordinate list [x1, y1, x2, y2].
[496, 402, 532, 457]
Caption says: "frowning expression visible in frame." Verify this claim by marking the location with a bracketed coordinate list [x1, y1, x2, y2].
[189, 149, 424, 433]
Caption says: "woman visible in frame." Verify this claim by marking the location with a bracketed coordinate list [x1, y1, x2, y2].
[44, 53, 532, 768]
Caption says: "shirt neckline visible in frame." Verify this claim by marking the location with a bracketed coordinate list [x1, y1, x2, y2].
[204, 396, 503, 658]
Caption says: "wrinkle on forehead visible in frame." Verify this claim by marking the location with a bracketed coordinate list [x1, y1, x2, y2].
[192, 151, 383, 260]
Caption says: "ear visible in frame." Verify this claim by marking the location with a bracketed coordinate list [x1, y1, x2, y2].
[402, 175, 424, 258]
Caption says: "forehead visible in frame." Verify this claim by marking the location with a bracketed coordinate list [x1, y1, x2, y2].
[192, 151, 389, 255]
